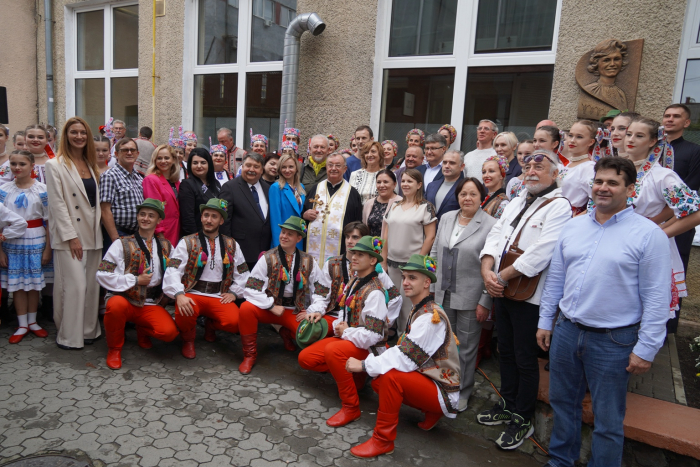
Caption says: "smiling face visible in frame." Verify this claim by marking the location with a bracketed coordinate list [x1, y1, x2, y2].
[494, 137, 514, 160]
[67, 123, 88, 151]
[401, 270, 431, 299]
[404, 147, 423, 169]
[523, 155, 557, 194]
[481, 160, 503, 192]
[663, 107, 691, 135]
[597, 51, 623, 79]
[252, 141, 267, 155]
[364, 145, 381, 170]
[327, 138, 337, 154]
[190, 155, 209, 180]
[516, 142, 534, 168]
[592, 167, 634, 214]
[567, 123, 595, 158]
[326, 154, 346, 185]
[137, 208, 162, 232]
[117, 141, 139, 167]
[9, 154, 33, 180]
[382, 144, 395, 166]
[185, 140, 197, 159]
[400, 174, 421, 199]
[95, 141, 111, 166]
[264, 158, 278, 179]
[533, 129, 559, 152]
[376, 173, 396, 199]
[624, 122, 657, 161]
[457, 181, 481, 217]
[241, 158, 263, 185]
[156, 149, 175, 174]
[349, 250, 376, 276]
[25, 129, 48, 155]
[407, 134, 422, 147]
[279, 227, 302, 250]
[355, 129, 372, 152]
[476, 122, 496, 144]
[309, 137, 329, 163]
[610, 116, 632, 150]
[211, 151, 227, 172]
[279, 157, 297, 182]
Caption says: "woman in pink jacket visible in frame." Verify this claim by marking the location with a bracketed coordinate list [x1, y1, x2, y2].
[142, 144, 180, 244]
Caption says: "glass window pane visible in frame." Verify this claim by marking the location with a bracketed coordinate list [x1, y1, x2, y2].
[111, 77, 139, 137]
[388, 0, 457, 57]
[76, 79, 105, 135]
[380, 68, 455, 155]
[245, 71, 282, 150]
[193, 73, 238, 144]
[113, 5, 139, 69]
[197, 0, 239, 65]
[680, 60, 700, 144]
[251, 0, 296, 62]
[77, 10, 104, 71]
[474, 0, 557, 53]
[461, 66, 553, 149]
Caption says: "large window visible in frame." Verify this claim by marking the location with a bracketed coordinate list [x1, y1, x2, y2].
[184, 0, 295, 151]
[373, 0, 561, 152]
[675, 1, 700, 144]
[70, 4, 139, 136]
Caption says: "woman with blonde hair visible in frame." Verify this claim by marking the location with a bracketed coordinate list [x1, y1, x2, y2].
[493, 131, 520, 185]
[142, 144, 181, 244]
[349, 140, 384, 203]
[45, 116, 103, 350]
[269, 153, 306, 249]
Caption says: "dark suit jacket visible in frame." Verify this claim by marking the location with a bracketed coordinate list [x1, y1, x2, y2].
[179, 178, 220, 236]
[220, 177, 272, 265]
[426, 173, 464, 223]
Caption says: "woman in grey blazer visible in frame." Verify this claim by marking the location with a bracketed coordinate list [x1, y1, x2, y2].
[431, 177, 496, 412]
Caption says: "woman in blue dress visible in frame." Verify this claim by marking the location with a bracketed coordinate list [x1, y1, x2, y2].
[269, 152, 306, 249]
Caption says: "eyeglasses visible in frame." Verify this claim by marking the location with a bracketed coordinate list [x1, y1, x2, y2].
[327, 163, 345, 169]
[476, 127, 495, 132]
[119, 148, 138, 153]
[523, 154, 555, 165]
[425, 146, 445, 152]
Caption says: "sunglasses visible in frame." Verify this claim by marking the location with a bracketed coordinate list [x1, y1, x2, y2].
[523, 154, 555, 165]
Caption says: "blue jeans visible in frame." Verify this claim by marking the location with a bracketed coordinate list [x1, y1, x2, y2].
[547, 315, 639, 467]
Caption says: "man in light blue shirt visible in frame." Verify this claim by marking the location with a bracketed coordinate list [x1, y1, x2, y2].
[537, 157, 671, 467]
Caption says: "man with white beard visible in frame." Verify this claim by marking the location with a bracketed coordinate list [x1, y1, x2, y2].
[301, 135, 331, 194]
[476, 149, 572, 450]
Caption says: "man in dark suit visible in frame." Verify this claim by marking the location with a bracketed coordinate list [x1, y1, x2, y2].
[220, 153, 272, 270]
[417, 133, 446, 191]
[426, 149, 465, 224]
[663, 103, 700, 333]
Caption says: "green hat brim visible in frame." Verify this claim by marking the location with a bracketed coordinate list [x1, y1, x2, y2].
[349, 244, 383, 261]
[136, 204, 165, 219]
[599, 110, 621, 122]
[399, 263, 437, 283]
[278, 223, 306, 238]
[199, 204, 228, 220]
[295, 318, 328, 349]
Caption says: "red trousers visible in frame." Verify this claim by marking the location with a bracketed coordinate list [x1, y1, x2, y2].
[174, 293, 240, 334]
[239, 301, 337, 336]
[104, 296, 178, 349]
[298, 337, 369, 407]
[372, 369, 444, 415]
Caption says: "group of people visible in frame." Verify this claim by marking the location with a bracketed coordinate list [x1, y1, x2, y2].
[0, 102, 698, 463]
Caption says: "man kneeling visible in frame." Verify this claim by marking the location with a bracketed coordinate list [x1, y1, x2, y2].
[346, 254, 460, 458]
[238, 216, 329, 374]
[97, 199, 179, 369]
[163, 198, 249, 359]
[298, 236, 390, 428]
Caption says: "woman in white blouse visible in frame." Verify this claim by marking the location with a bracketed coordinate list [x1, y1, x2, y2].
[349, 141, 384, 204]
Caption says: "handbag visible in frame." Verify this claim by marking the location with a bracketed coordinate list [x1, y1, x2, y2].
[499, 197, 567, 301]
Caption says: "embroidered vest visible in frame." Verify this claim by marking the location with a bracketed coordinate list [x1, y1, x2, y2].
[263, 247, 315, 313]
[345, 275, 388, 348]
[400, 301, 461, 413]
[325, 255, 346, 313]
[116, 234, 172, 307]
[181, 233, 239, 294]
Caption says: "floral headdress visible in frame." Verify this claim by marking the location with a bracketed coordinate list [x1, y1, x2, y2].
[438, 124, 457, 145]
[406, 129, 425, 146]
[283, 120, 300, 141]
[484, 154, 508, 178]
[182, 131, 197, 144]
[209, 137, 228, 155]
[327, 134, 339, 149]
[280, 140, 298, 154]
[249, 129, 269, 148]
[381, 140, 398, 158]
[168, 126, 186, 150]
[103, 118, 114, 140]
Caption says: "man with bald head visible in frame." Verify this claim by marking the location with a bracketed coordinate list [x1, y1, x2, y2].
[302, 152, 363, 263]
[536, 120, 557, 130]
[217, 127, 246, 175]
[395, 146, 424, 196]
[301, 134, 331, 193]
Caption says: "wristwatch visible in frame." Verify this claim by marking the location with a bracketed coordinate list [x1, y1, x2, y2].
[496, 272, 508, 286]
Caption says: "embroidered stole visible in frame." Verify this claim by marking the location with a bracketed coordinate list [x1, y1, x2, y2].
[306, 180, 351, 264]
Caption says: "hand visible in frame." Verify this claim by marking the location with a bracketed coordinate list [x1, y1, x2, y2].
[626, 353, 652, 375]
[220, 293, 236, 304]
[303, 209, 318, 222]
[0, 249, 7, 268]
[536, 329, 552, 352]
[137, 272, 153, 286]
[306, 312, 323, 323]
[296, 311, 308, 322]
[69, 237, 83, 261]
[483, 271, 504, 297]
[269, 305, 285, 317]
[345, 357, 363, 373]
[335, 321, 348, 337]
[475, 304, 490, 323]
[176, 294, 196, 317]
[41, 248, 52, 266]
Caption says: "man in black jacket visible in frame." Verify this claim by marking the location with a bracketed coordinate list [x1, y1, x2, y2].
[220, 153, 272, 270]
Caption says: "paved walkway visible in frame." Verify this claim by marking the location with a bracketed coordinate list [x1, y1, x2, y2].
[0, 322, 540, 467]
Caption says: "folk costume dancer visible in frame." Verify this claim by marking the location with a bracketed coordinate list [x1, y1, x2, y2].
[322, 222, 402, 337]
[298, 236, 390, 428]
[96, 199, 178, 369]
[239, 216, 330, 374]
[346, 254, 460, 458]
[163, 198, 249, 359]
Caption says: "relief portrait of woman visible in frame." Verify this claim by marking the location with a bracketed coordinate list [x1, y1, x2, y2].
[582, 39, 629, 110]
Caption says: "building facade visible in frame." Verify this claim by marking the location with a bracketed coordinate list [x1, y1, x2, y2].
[2, 0, 699, 153]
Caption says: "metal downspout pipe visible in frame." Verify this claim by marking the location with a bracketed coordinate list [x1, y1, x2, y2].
[278, 12, 326, 142]
[44, 0, 55, 126]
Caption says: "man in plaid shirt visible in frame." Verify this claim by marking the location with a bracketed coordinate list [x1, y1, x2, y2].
[100, 137, 144, 251]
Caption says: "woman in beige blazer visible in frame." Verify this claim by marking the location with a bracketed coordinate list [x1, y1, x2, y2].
[430, 177, 496, 412]
[46, 117, 103, 349]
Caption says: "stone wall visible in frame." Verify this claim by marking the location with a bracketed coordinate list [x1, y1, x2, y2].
[549, 0, 687, 129]
[296, 0, 378, 148]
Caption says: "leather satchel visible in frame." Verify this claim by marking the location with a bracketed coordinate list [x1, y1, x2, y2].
[499, 197, 566, 301]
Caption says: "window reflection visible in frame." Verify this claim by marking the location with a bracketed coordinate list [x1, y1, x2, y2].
[77, 10, 104, 71]
[193, 74, 239, 144]
[111, 77, 139, 137]
[245, 72, 282, 150]
[680, 60, 700, 144]
[76, 79, 105, 136]
[113, 5, 139, 69]
[198, 0, 239, 65]
[389, 0, 457, 57]
[250, 0, 296, 62]
[475, 0, 556, 53]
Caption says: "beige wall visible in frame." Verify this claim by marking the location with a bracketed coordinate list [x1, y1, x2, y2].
[296, 0, 377, 148]
[549, 0, 687, 129]
[0, 0, 39, 149]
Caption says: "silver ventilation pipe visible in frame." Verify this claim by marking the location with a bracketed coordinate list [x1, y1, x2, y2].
[278, 12, 326, 142]
[44, 0, 55, 126]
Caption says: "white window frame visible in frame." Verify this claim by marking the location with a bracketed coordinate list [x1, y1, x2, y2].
[370, 0, 563, 151]
[64, 1, 139, 125]
[182, 0, 288, 149]
[673, 0, 700, 102]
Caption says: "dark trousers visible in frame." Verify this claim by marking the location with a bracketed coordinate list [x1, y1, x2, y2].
[495, 297, 541, 420]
